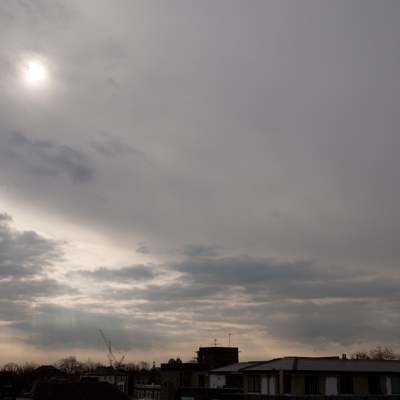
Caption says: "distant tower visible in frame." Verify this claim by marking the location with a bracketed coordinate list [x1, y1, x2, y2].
[196, 345, 239, 369]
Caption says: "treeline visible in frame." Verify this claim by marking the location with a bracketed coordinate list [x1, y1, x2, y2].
[0, 356, 151, 375]
[350, 346, 400, 360]
[0, 356, 152, 398]
[2, 345, 399, 374]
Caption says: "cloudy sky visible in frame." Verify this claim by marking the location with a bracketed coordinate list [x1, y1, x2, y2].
[1, 0, 400, 366]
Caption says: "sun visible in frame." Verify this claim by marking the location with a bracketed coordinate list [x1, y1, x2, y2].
[25, 61, 47, 85]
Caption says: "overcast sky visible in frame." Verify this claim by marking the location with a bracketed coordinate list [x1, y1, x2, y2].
[1, 0, 400, 366]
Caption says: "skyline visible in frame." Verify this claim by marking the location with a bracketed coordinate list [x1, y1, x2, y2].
[1, 0, 400, 366]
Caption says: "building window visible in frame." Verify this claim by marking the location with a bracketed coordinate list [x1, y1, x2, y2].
[368, 376, 382, 394]
[276, 375, 292, 394]
[227, 375, 241, 388]
[340, 376, 354, 394]
[198, 374, 205, 388]
[392, 377, 400, 394]
[305, 376, 320, 394]
[248, 375, 260, 392]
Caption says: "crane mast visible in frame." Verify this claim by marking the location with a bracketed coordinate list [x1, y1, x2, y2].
[98, 328, 124, 369]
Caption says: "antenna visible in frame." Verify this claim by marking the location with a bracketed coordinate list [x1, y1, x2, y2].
[228, 332, 235, 347]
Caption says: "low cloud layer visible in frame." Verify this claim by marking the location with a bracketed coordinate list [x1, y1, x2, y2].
[1, 212, 399, 364]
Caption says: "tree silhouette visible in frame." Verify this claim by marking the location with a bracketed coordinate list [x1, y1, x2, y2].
[351, 346, 399, 360]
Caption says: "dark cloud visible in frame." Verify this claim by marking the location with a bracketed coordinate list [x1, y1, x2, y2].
[136, 242, 150, 254]
[0, 299, 35, 324]
[0, 278, 79, 301]
[0, 214, 80, 348]
[89, 134, 144, 159]
[168, 255, 400, 305]
[69, 264, 159, 283]
[5, 131, 96, 184]
[0, 211, 63, 276]
[119, 254, 400, 349]
[0, 211, 12, 221]
[182, 244, 221, 258]
[171, 256, 324, 286]
[137, 282, 218, 304]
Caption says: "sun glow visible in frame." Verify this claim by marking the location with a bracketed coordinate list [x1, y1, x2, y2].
[25, 61, 47, 85]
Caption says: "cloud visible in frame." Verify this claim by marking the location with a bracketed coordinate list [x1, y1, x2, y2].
[69, 264, 159, 283]
[168, 254, 400, 304]
[0, 278, 79, 301]
[0, 212, 81, 348]
[182, 244, 221, 258]
[126, 253, 400, 349]
[5, 131, 96, 184]
[1, 208, 400, 359]
[136, 242, 150, 254]
[10, 303, 174, 353]
[0, 211, 12, 221]
[0, 211, 63, 276]
[89, 133, 144, 159]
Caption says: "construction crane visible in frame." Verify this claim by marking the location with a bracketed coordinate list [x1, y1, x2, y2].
[98, 328, 125, 369]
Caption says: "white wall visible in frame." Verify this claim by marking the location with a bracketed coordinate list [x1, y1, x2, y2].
[387, 377, 392, 394]
[260, 376, 275, 395]
[325, 377, 338, 395]
[209, 374, 226, 388]
[261, 377, 269, 394]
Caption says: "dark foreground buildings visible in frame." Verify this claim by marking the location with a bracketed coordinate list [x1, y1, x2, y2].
[16, 380, 131, 400]
[6, 348, 400, 400]
[161, 349, 400, 400]
[160, 346, 239, 400]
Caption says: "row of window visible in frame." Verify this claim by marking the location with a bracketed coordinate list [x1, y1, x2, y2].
[247, 375, 400, 394]
[98, 375, 126, 382]
[133, 390, 160, 399]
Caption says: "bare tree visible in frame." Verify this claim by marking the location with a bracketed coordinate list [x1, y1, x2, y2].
[123, 363, 140, 371]
[369, 346, 397, 360]
[55, 356, 85, 375]
[139, 361, 150, 371]
[18, 362, 39, 374]
[80, 359, 104, 372]
[2, 363, 19, 373]
[351, 346, 400, 360]
[350, 351, 370, 360]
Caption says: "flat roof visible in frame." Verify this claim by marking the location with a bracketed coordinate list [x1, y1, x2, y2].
[210, 362, 263, 373]
[245, 357, 400, 373]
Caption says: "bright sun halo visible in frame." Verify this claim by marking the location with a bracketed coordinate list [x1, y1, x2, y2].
[25, 61, 47, 85]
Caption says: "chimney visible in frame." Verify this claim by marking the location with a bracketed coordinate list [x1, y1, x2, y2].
[342, 354, 347, 360]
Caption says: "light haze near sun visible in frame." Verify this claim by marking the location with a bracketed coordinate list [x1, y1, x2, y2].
[24, 60, 47, 85]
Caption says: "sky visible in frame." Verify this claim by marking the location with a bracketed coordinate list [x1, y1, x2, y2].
[1, 0, 400, 367]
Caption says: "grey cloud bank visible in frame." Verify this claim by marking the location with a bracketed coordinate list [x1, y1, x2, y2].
[0, 0, 400, 364]
[1, 213, 399, 363]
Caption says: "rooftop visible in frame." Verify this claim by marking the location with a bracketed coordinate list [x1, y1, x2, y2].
[245, 357, 400, 373]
